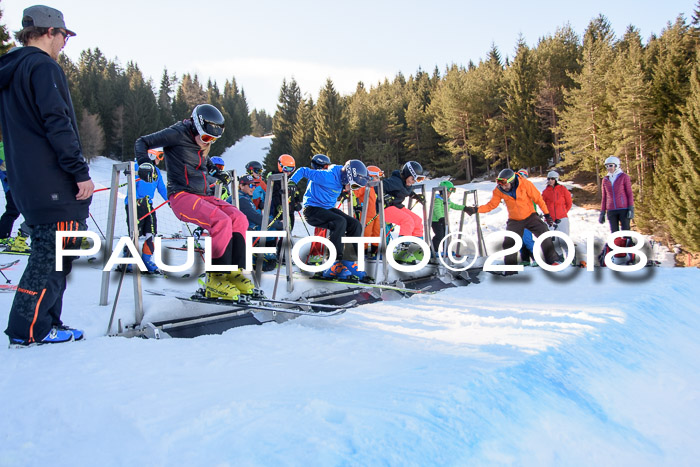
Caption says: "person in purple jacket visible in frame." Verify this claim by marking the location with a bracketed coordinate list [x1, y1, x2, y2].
[599, 156, 634, 233]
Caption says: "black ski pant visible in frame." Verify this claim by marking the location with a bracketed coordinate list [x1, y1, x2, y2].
[607, 208, 630, 233]
[125, 198, 158, 254]
[5, 220, 86, 343]
[502, 213, 558, 266]
[303, 206, 361, 261]
[431, 219, 446, 253]
[0, 190, 20, 239]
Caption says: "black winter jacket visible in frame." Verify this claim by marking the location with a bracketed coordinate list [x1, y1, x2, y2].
[134, 120, 216, 198]
[0, 47, 91, 225]
[382, 170, 412, 207]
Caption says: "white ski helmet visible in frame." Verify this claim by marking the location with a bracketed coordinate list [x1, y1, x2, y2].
[547, 170, 560, 179]
[604, 156, 620, 167]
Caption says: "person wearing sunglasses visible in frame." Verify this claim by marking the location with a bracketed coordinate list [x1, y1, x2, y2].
[599, 156, 634, 233]
[464, 168, 559, 269]
[135, 104, 254, 301]
[382, 161, 426, 264]
[542, 170, 573, 260]
[245, 160, 267, 209]
[1, 5, 93, 346]
[289, 159, 369, 280]
[238, 175, 282, 232]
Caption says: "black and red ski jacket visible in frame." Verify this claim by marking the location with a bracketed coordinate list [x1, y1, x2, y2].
[134, 120, 215, 198]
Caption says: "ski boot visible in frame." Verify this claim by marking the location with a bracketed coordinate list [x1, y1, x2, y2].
[9, 327, 74, 347]
[393, 245, 419, 265]
[56, 325, 84, 341]
[308, 254, 325, 265]
[8, 233, 30, 253]
[321, 260, 351, 280]
[227, 271, 255, 295]
[201, 272, 241, 300]
[341, 260, 369, 282]
[0, 237, 13, 248]
[141, 253, 162, 275]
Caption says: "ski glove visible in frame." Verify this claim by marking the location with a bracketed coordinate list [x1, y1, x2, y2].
[598, 211, 606, 224]
[544, 213, 554, 227]
[410, 193, 426, 204]
[463, 206, 476, 216]
[383, 194, 395, 207]
[215, 170, 232, 186]
[287, 180, 297, 195]
[137, 163, 157, 183]
[337, 191, 350, 202]
[627, 206, 634, 219]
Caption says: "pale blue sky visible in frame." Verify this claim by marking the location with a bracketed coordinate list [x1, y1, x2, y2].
[2, 1, 695, 113]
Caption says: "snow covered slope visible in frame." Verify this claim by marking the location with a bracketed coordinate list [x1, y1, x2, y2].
[0, 137, 697, 465]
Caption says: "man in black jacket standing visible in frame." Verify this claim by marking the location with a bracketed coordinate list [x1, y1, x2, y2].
[0, 6, 94, 346]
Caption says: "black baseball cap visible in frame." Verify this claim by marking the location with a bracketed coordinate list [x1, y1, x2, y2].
[239, 175, 257, 185]
[22, 5, 76, 37]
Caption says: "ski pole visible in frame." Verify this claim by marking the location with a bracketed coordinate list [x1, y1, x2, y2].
[138, 200, 169, 222]
[89, 212, 107, 240]
[94, 179, 139, 194]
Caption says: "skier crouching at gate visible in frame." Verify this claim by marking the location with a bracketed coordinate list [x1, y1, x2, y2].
[464, 168, 559, 270]
[290, 159, 369, 280]
[382, 161, 426, 264]
[135, 104, 254, 300]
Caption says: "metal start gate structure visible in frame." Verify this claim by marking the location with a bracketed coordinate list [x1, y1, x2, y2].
[97, 163, 487, 333]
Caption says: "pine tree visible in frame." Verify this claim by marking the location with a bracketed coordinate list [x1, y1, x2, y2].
[502, 36, 548, 170]
[654, 53, 700, 251]
[607, 27, 655, 210]
[157, 68, 175, 128]
[266, 78, 301, 171]
[533, 24, 582, 166]
[430, 65, 475, 180]
[560, 15, 616, 193]
[122, 62, 159, 160]
[312, 79, 351, 163]
[172, 74, 206, 121]
[291, 97, 315, 162]
[0, 2, 13, 56]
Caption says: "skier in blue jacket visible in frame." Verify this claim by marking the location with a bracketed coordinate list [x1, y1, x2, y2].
[123, 149, 168, 272]
[290, 159, 369, 280]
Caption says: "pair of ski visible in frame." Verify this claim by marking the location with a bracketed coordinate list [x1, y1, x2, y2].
[145, 288, 349, 317]
[0, 260, 20, 293]
[299, 273, 436, 295]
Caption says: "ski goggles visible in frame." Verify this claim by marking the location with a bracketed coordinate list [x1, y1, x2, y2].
[413, 175, 426, 183]
[200, 133, 219, 144]
[280, 165, 295, 173]
[147, 149, 164, 162]
[496, 175, 516, 185]
[605, 163, 616, 168]
[247, 168, 263, 175]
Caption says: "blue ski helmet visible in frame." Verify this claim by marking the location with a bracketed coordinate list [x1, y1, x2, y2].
[311, 154, 331, 169]
[340, 159, 368, 188]
[211, 156, 225, 166]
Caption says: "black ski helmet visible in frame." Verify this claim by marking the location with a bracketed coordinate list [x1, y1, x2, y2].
[245, 161, 263, 174]
[311, 154, 331, 169]
[497, 168, 516, 184]
[401, 161, 424, 181]
[341, 159, 369, 188]
[191, 104, 225, 139]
